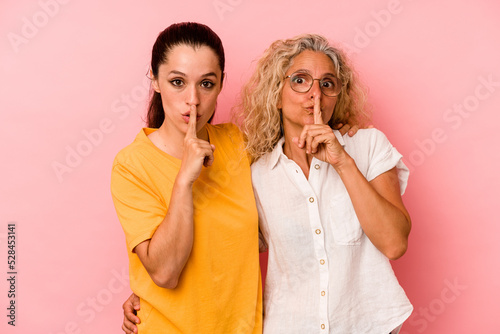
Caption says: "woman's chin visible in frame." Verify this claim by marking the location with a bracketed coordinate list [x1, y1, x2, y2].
[303, 116, 315, 125]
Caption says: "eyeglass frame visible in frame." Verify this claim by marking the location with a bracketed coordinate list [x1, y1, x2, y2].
[284, 72, 344, 97]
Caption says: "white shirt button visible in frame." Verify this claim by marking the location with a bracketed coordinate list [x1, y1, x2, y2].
[309, 197, 315, 203]
[315, 164, 320, 170]
[320, 259, 325, 265]
[315, 229, 321, 234]
[321, 324, 325, 329]
[321, 291, 326, 296]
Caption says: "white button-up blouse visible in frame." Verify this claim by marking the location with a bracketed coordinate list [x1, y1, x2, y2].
[251, 129, 413, 334]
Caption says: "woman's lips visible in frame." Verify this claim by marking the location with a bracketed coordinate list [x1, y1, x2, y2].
[182, 114, 202, 123]
[305, 106, 323, 114]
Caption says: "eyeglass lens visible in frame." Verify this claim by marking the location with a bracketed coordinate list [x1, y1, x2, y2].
[289, 73, 341, 96]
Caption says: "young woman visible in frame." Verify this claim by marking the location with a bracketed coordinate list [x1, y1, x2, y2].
[111, 22, 263, 333]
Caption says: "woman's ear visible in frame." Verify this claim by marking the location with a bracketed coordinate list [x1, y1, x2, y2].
[220, 72, 225, 90]
[150, 69, 160, 93]
[152, 79, 160, 93]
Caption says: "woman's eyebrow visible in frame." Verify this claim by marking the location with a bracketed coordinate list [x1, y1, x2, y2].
[294, 69, 336, 77]
[167, 70, 218, 78]
[168, 70, 186, 76]
[201, 72, 218, 78]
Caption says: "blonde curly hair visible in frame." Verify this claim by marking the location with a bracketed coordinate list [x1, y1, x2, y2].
[235, 34, 370, 162]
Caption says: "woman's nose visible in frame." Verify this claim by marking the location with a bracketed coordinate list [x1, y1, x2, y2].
[186, 85, 200, 105]
[309, 79, 322, 98]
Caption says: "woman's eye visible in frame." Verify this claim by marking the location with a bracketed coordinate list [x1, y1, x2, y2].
[292, 76, 306, 85]
[322, 80, 334, 88]
[170, 79, 184, 87]
[201, 81, 215, 89]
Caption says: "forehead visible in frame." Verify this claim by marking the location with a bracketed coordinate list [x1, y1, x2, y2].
[287, 50, 335, 75]
[161, 44, 221, 75]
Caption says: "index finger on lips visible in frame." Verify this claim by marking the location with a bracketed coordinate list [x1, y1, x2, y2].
[187, 105, 197, 138]
[313, 96, 323, 125]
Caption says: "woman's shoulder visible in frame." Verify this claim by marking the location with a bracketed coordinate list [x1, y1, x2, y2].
[344, 127, 385, 139]
[112, 129, 156, 167]
[206, 122, 250, 163]
[207, 122, 245, 146]
[340, 127, 398, 166]
[207, 122, 242, 136]
[341, 127, 392, 149]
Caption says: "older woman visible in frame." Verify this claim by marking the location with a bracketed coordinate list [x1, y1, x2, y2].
[241, 34, 412, 333]
[122, 33, 411, 334]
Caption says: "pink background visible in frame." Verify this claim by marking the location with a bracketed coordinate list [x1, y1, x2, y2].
[1, 0, 499, 333]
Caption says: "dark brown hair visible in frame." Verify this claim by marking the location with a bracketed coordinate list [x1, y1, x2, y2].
[147, 22, 225, 128]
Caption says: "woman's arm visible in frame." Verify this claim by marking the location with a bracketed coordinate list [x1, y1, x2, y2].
[298, 97, 410, 259]
[336, 162, 411, 259]
[301, 129, 411, 259]
[135, 106, 215, 288]
[300, 124, 410, 259]
[134, 176, 195, 288]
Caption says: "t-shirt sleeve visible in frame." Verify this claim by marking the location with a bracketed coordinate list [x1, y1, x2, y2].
[111, 162, 167, 252]
[365, 129, 409, 195]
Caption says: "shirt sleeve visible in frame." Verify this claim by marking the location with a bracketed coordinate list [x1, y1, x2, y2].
[365, 129, 409, 195]
[111, 162, 167, 252]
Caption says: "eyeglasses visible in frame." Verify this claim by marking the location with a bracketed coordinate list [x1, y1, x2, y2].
[284, 72, 343, 97]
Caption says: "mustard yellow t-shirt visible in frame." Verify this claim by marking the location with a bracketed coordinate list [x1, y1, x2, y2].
[111, 123, 262, 334]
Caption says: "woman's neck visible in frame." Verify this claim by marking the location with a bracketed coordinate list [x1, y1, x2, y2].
[148, 124, 209, 159]
[282, 130, 313, 179]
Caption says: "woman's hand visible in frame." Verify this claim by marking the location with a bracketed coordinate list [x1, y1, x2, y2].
[294, 97, 350, 168]
[177, 105, 215, 186]
[333, 111, 360, 137]
[122, 293, 140, 334]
